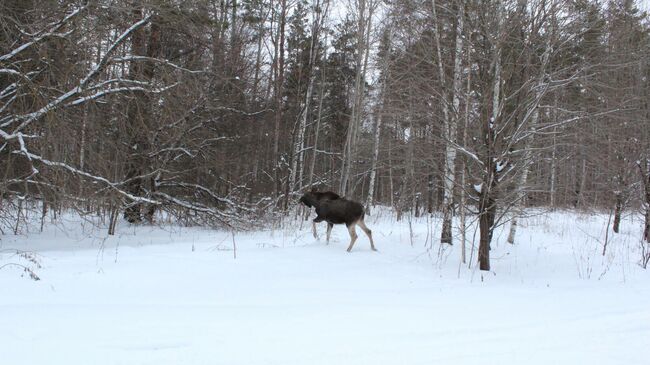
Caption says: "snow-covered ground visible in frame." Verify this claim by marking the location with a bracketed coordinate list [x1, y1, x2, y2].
[1, 208, 649, 365]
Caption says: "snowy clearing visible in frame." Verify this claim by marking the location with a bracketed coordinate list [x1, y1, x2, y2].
[1, 209, 649, 365]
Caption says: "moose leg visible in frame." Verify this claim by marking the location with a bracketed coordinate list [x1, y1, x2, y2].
[312, 221, 319, 239]
[357, 218, 377, 251]
[326, 223, 333, 244]
[346, 223, 358, 252]
[313, 215, 326, 240]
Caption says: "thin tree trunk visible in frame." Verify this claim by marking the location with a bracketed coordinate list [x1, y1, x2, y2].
[459, 39, 471, 264]
[427, 174, 434, 214]
[108, 205, 118, 235]
[123, 7, 147, 223]
[550, 125, 557, 208]
[289, 59, 314, 194]
[40, 200, 47, 233]
[506, 162, 529, 244]
[432, 0, 463, 245]
[341, 0, 374, 197]
[479, 1, 502, 271]
[507, 22, 553, 244]
[366, 111, 382, 214]
[575, 158, 587, 208]
[388, 137, 394, 209]
[478, 190, 493, 271]
[407, 108, 416, 216]
[355, 2, 374, 152]
[612, 191, 623, 233]
[230, 0, 238, 50]
[430, 0, 450, 229]
[643, 202, 650, 242]
[79, 103, 88, 200]
[142, 16, 161, 223]
[307, 66, 326, 188]
[366, 24, 390, 214]
[603, 209, 613, 256]
[273, 0, 287, 203]
[252, 8, 267, 98]
[290, 0, 327, 194]
[641, 160, 650, 242]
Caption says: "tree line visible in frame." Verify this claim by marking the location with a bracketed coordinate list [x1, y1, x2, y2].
[1, 0, 649, 270]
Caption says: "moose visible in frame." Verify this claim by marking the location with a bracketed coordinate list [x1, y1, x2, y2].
[299, 190, 376, 252]
[299, 190, 341, 238]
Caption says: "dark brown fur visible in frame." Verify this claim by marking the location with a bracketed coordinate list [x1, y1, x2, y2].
[298, 191, 376, 252]
[298, 190, 341, 208]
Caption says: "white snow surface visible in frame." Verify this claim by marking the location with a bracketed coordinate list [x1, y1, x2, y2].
[1, 208, 649, 365]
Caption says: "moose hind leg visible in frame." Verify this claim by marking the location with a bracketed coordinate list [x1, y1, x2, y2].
[326, 223, 333, 245]
[357, 218, 376, 251]
[346, 223, 358, 252]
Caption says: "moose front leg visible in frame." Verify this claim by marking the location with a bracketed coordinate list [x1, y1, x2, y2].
[312, 221, 319, 239]
[326, 223, 333, 244]
[312, 215, 325, 240]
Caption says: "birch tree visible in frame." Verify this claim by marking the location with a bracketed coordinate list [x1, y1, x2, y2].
[289, 0, 330, 194]
[340, 0, 378, 197]
[429, 0, 455, 244]
[365, 23, 392, 214]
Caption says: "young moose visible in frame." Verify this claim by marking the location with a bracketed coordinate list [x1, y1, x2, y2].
[299, 191, 376, 252]
[299, 190, 341, 238]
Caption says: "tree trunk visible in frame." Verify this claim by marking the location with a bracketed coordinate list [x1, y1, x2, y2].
[142, 16, 161, 223]
[341, 0, 372, 197]
[506, 164, 529, 244]
[549, 127, 557, 208]
[366, 112, 382, 214]
[290, 0, 327, 195]
[575, 158, 587, 208]
[366, 25, 390, 213]
[427, 174, 434, 214]
[613, 191, 623, 233]
[478, 171, 496, 270]
[643, 206, 650, 243]
[478, 2, 502, 270]
[459, 39, 472, 264]
[289, 51, 314, 194]
[307, 67, 326, 188]
[433, 0, 463, 245]
[431, 0, 449, 240]
[642, 160, 650, 242]
[506, 22, 553, 244]
[478, 190, 493, 271]
[388, 137, 395, 209]
[252, 7, 266, 98]
[108, 205, 119, 236]
[407, 108, 416, 216]
[273, 0, 287, 203]
[123, 7, 148, 223]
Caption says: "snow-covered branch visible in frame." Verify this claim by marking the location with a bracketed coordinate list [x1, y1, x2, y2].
[0, 5, 87, 62]
[111, 56, 204, 74]
[156, 182, 254, 213]
[67, 84, 178, 106]
[0, 14, 153, 136]
[11, 150, 158, 205]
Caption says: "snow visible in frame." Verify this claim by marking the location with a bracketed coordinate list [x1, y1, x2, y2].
[1, 209, 649, 365]
[496, 160, 506, 172]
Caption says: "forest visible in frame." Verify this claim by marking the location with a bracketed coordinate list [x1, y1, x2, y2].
[1, 0, 650, 270]
[2, 1, 650, 364]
